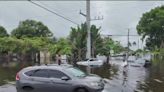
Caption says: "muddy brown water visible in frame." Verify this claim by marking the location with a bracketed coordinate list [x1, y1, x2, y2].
[0, 58, 164, 92]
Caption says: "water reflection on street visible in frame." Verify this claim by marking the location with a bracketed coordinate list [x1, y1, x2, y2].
[0, 59, 164, 92]
[101, 60, 147, 92]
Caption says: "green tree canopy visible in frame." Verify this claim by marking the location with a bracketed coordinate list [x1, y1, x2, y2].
[99, 37, 111, 56]
[0, 37, 49, 54]
[0, 37, 24, 53]
[69, 23, 124, 64]
[90, 25, 103, 57]
[11, 19, 53, 38]
[98, 37, 124, 62]
[69, 23, 87, 61]
[69, 23, 103, 60]
[49, 38, 72, 56]
[137, 5, 164, 51]
[113, 41, 124, 54]
[0, 26, 9, 37]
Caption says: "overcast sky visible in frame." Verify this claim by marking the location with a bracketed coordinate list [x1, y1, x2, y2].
[0, 1, 164, 50]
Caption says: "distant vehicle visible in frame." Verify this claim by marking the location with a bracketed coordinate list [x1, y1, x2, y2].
[143, 60, 151, 67]
[129, 58, 145, 67]
[77, 58, 104, 66]
[127, 55, 136, 62]
[130, 58, 151, 67]
[16, 64, 104, 92]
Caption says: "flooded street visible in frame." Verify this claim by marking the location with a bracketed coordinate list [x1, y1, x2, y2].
[0, 59, 164, 92]
[102, 60, 148, 92]
[0, 0, 164, 92]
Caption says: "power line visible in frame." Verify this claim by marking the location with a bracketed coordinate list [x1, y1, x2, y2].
[28, 0, 79, 25]
[102, 34, 140, 36]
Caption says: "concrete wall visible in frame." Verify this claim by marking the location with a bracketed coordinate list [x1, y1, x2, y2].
[40, 51, 50, 64]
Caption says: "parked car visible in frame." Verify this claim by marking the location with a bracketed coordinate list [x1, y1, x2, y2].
[129, 58, 151, 67]
[129, 58, 145, 67]
[16, 64, 104, 92]
[127, 55, 136, 62]
[77, 58, 104, 67]
[143, 60, 151, 67]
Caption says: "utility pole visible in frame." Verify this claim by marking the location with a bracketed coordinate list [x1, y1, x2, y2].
[86, 0, 91, 59]
[79, 0, 103, 73]
[86, 0, 91, 74]
[138, 37, 140, 50]
[127, 28, 130, 59]
[80, 0, 103, 59]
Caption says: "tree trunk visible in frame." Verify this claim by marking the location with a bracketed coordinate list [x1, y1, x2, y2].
[20, 53, 28, 62]
[91, 46, 94, 58]
[72, 52, 78, 67]
[160, 40, 164, 50]
[106, 55, 109, 64]
[78, 49, 82, 61]
[5, 53, 9, 64]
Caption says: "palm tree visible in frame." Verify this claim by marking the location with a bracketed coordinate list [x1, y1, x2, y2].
[90, 25, 102, 57]
[69, 23, 87, 65]
[68, 23, 103, 65]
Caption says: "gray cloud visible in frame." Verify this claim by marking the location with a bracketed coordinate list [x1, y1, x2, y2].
[0, 1, 164, 50]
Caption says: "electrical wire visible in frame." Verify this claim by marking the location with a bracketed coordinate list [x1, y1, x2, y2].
[28, 0, 79, 25]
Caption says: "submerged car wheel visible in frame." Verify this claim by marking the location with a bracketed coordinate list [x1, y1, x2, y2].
[75, 88, 88, 92]
[22, 86, 33, 91]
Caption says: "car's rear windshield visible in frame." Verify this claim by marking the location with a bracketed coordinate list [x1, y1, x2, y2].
[65, 67, 87, 77]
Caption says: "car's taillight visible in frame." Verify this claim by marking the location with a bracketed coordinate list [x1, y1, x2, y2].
[16, 73, 20, 81]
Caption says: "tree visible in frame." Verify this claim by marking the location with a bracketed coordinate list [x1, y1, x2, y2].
[90, 25, 103, 57]
[69, 23, 87, 65]
[69, 23, 104, 65]
[137, 5, 164, 51]
[113, 41, 124, 54]
[69, 23, 125, 64]
[11, 19, 53, 38]
[0, 37, 25, 62]
[99, 37, 111, 63]
[0, 36, 51, 62]
[0, 37, 28, 54]
[49, 37, 57, 44]
[98, 37, 124, 63]
[49, 38, 72, 56]
[0, 26, 8, 37]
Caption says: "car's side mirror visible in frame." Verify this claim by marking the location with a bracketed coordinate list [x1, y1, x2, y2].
[61, 76, 70, 81]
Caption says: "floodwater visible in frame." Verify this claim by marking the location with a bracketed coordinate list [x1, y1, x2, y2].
[0, 58, 164, 92]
